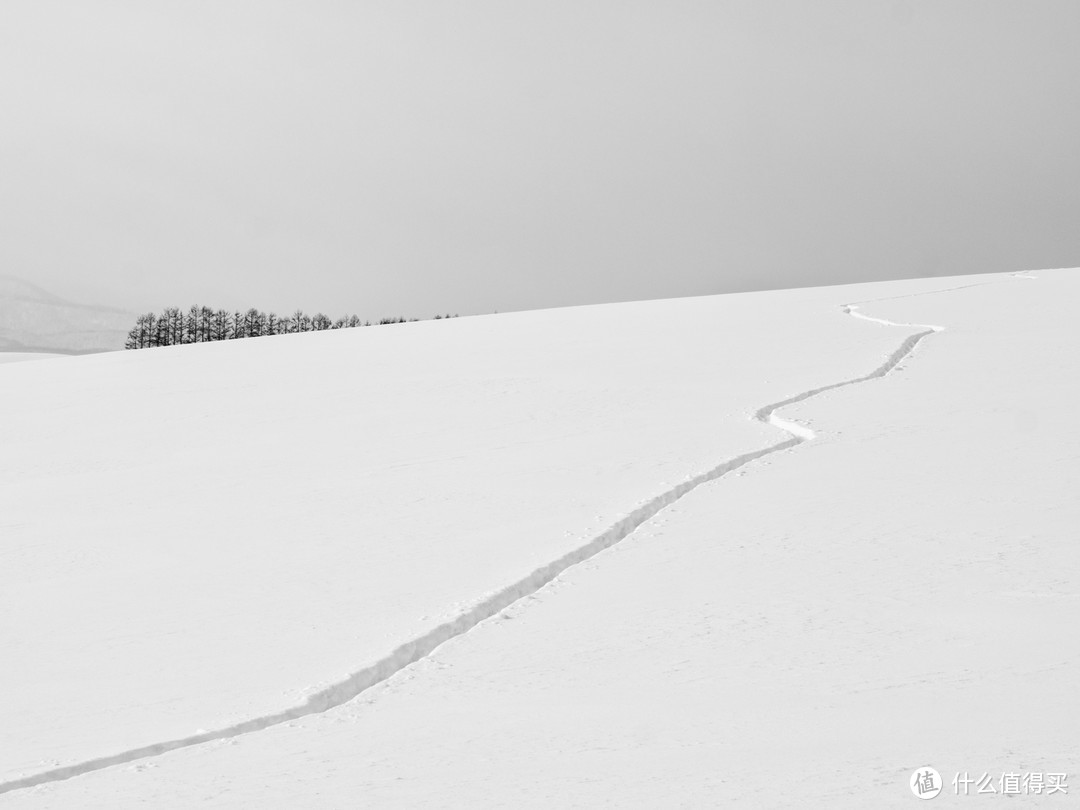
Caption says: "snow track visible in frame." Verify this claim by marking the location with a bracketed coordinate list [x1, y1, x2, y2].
[752, 305, 943, 442]
[0, 278, 1021, 796]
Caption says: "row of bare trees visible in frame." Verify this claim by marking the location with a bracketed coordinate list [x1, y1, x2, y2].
[124, 306, 457, 350]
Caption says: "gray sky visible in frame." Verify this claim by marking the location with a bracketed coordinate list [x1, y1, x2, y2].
[2, 0, 1078, 318]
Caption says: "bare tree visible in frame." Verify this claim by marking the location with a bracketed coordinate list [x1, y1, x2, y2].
[186, 305, 201, 343]
[199, 306, 214, 342]
[210, 309, 229, 341]
[125, 313, 155, 349]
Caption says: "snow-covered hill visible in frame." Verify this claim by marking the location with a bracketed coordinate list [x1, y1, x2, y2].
[1, 269, 1077, 807]
[0, 353, 65, 365]
[0, 276, 135, 354]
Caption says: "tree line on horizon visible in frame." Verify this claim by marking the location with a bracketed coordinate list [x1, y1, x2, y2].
[124, 306, 458, 349]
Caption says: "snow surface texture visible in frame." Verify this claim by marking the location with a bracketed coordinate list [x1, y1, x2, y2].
[2, 267, 1080, 807]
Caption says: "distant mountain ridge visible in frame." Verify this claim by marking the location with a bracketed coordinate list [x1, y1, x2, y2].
[0, 276, 136, 353]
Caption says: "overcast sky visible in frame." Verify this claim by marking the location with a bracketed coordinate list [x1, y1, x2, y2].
[2, 0, 1078, 317]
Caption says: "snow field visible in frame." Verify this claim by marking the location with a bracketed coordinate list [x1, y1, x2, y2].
[3, 269, 1077, 806]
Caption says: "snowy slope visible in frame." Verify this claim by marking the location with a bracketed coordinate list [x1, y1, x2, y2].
[2, 269, 1077, 807]
[0, 354, 66, 365]
[0, 276, 134, 353]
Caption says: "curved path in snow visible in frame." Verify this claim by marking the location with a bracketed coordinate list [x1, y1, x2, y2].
[754, 304, 943, 443]
[0, 276, 1026, 796]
